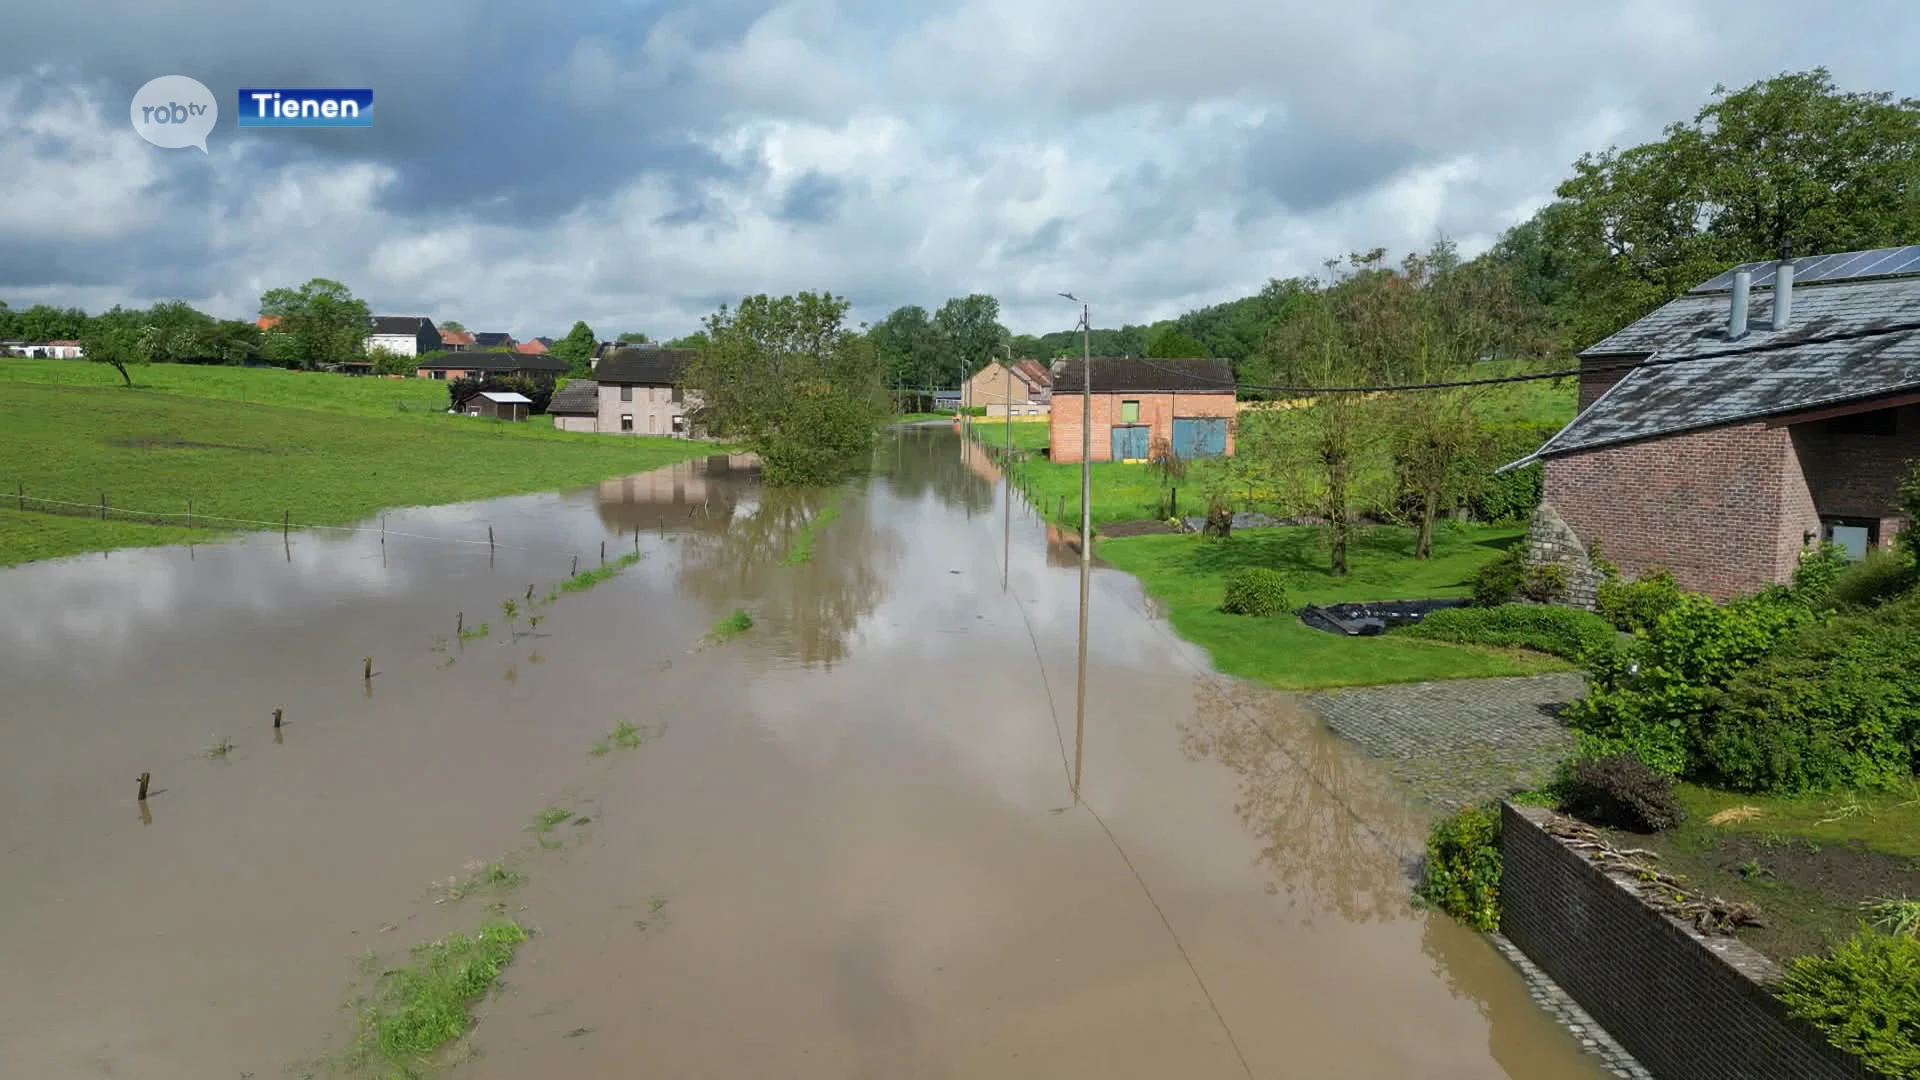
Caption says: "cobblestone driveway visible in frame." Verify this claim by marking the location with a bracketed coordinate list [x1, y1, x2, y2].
[1303, 673, 1588, 811]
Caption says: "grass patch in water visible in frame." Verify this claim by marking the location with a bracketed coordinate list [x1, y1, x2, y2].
[779, 501, 841, 566]
[349, 917, 528, 1079]
[705, 608, 754, 644]
[527, 805, 577, 849]
[561, 551, 643, 593]
[458, 622, 489, 642]
[434, 860, 525, 904]
[206, 735, 235, 759]
[589, 719, 658, 757]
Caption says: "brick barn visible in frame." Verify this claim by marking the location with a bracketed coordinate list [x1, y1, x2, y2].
[1506, 246, 1920, 601]
[1048, 356, 1237, 463]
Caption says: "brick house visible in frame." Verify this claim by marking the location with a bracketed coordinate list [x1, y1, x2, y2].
[1049, 356, 1236, 463]
[1507, 246, 1920, 601]
[582, 345, 704, 437]
[962, 359, 1052, 417]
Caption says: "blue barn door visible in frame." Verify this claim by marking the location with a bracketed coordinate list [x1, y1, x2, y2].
[1110, 425, 1150, 461]
[1172, 417, 1227, 458]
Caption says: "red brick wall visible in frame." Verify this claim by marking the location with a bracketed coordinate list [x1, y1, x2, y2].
[1543, 423, 1809, 599]
[1578, 355, 1640, 412]
[1049, 391, 1236, 463]
[1789, 404, 1920, 547]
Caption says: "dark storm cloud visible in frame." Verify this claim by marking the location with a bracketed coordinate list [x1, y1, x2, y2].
[0, 233, 215, 295]
[1241, 111, 1423, 213]
[776, 170, 843, 223]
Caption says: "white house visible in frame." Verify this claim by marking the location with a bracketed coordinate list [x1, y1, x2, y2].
[367, 316, 442, 357]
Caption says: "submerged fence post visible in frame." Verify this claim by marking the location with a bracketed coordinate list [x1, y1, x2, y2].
[488, 525, 495, 551]
[457, 611, 464, 635]
[601, 540, 606, 566]
[525, 584, 533, 601]
[15, 481, 22, 511]
[571, 555, 578, 576]
[137, 771, 151, 801]
[283, 509, 290, 537]
[273, 707, 283, 730]
[364, 656, 373, 680]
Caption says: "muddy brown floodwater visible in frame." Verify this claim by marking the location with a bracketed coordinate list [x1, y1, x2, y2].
[0, 427, 1612, 1079]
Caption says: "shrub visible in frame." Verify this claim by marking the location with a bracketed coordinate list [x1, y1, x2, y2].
[1700, 593, 1920, 794]
[1471, 461, 1544, 524]
[1778, 930, 1920, 1079]
[1831, 547, 1919, 610]
[1559, 753, 1685, 832]
[1519, 561, 1567, 603]
[1403, 604, 1616, 662]
[1789, 542, 1852, 610]
[1221, 567, 1289, 617]
[1596, 567, 1684, 633]
[1472, 546, 1526, 607]
[1565, 591, 1812, 776]
[1415, 803, 1503, 931]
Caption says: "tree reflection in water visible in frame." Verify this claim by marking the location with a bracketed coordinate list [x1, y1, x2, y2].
[1175, 676, 1429, 923]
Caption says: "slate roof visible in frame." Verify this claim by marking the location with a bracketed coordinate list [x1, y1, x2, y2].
[1051, 356, 1234, 395]
[1510, 269, 1920, 468]
[371, 316, 432, 337]
[549, 380, 599, 415]
[595, 346, 696, 385]
[473, 332, 515, 349]
[416, 351, 567, 374]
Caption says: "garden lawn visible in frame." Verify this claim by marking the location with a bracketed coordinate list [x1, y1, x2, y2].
[1097, 524, 1574, 690]
[0, 379, 716, 566]
[1615, 783, 1920, 964]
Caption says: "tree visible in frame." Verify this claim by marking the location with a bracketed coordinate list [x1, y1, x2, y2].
[616, 331, 650, 343]
[1489, 68, 1920, 347]
[80, 307, 149, 387]
[439, 319, 466, 333]
[7, 303, 89, 342]
[447, 373, 555, 414]
[552, 320, 597, 377]
[869, 305, 940, 389]
[932, 294, 1008, 386]
[665, 332, 708, 349]
[257, 278, 372, 369]
[136, 300, 217, 364]
[1145, 326, 1208, 358]
[684, 292, 889, 485]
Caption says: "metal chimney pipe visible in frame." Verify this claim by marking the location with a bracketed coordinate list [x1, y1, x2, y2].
[1771, 260, 1795, 331]
[1728, 270, 1751, 339]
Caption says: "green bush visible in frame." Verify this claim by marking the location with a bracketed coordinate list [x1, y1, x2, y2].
[1519, 561, 1567, 603]
[1466, 421, 1561, 524]
[1560, 753, 1684, 832]
[1700, 593, 1920, 794]
[1831, 547, 1919, 610]
[1789, 542, 1852, 610]
[1596, 567, 1684, 633]
[1472, 546, 1526, 607]
[1415, 803, 1503, 931]
[1403, 604, 1616, 662]
[1221, 567, 1289, 616]
[1778, 930, 1920, 1079]
[1566, 591, 1812, 776]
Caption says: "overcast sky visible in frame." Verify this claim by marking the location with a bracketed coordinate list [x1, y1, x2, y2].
[2, 1, 1915, 340]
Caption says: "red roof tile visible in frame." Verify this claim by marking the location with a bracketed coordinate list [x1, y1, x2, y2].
[514, 340, 548, 354]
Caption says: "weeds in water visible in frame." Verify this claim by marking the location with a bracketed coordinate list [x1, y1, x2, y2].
[501, 599, 519, 636]
[206, 735, 235, 759]
[527, 614, 544, 634]
[434, 859, 525, 904]
[528, 651, 544, 665]
[1864, 896, 1920, 938]
[528, 806, 576, 848]
[503, 665, 518, 684]
[441, 656, 457, 668]
[780, 505, 841, 567]
[705, 608, 754, 644]
[634, 894, 670, 931]
[589, 719, 660, 756]
[458, 622, 490, 642]
[348, 917, 528, 1078]
[560, 551, 644, 594]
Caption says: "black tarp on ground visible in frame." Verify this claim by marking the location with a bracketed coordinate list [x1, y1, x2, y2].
[1297, 598, 1472, 636]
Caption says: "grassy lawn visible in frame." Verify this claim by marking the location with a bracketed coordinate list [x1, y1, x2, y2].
[894, 411, 956, 423]
[1097, 524, 1574, 690]
[1617, 783, 1920, 964]
[0, 363, 720, 566]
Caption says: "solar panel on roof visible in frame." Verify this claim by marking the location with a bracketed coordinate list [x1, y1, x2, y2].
[1688, 245, 1920, 293]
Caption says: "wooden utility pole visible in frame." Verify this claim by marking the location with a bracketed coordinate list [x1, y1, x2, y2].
[1060, 294, 1093, 802]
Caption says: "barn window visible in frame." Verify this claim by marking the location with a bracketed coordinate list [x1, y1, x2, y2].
[1120, 400, 1140, 423]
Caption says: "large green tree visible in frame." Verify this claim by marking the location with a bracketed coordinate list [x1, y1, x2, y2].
[258, 278, 372, 370]
[869, 304, 940, 389]
[931, 294, 1009, 386]
[684, 292, 889, 485]
[552, 320, 597, 376]
[79, 307, 149, 387]
[1145, 326, 1208, 358]
[1491, 68, 1920, 347]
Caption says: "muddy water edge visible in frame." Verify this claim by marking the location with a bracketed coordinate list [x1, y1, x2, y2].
[0, 428, 1610, 1078]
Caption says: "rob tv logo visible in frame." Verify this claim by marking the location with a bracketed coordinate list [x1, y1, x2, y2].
[238, 88, 374, 128]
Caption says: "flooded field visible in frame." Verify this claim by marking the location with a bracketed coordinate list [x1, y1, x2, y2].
[0, 426, 1610, 1078]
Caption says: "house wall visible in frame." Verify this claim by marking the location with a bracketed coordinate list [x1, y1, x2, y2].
[1789, 403, 1920, 547]
[594, 383, 704, 437]
[1049, 391, 1236, 463]
[1542, 423, 1814, 600]
[552, 414, 595, 433]
[964, 362, 1043, 413]
[370, 333, 419, 357]
[1578, 354, 1640, 412]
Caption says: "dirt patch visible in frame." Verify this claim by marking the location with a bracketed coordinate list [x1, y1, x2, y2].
[112, 438, 271, 453]
[1098, 519, 1178, 538]
[1633, 828, 1920, 964]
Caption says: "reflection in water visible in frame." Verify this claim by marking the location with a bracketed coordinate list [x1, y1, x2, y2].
[593, 454, 762, 535]
[1176, 677, 1425, 923]
[873, 427, 994, 517]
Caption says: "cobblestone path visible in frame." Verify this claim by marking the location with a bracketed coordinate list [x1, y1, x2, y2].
[1302, 673, 1588, 812]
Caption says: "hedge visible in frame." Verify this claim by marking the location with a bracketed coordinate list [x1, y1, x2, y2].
[1402, 603, 1615, 662]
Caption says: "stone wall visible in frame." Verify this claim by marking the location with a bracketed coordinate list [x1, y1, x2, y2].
[1499, 804, 1876, 1080]
[1524, 502, 1606, 610]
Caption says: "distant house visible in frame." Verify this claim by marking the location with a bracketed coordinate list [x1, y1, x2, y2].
[513, 339, 548, 354]
[368, 316, 441, 357]
[414, 350, 567, 381]
[1505, 245, 1920, 601]
[439, 330, 475, 351]
[45, 340, 84, 359]
[963, 359, 1052, 417]
[549, 379, 599, 433]
[255, 315, 281, 331]
[587, 345, 703, 437]
[472, 332, 516, 351]
[2, 340, 84, 358]
[534, 336, 555, 349]
[1049, 356, 1236, 463]
[455, 389, 533, 421]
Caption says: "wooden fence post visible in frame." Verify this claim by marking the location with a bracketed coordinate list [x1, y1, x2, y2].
[101, 493, 108, 520]
[283, 509, 290, 537]
[488, 525, 495, 551]
[15, 481, 22, 511]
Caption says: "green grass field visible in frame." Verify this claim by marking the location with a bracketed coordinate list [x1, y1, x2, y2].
[0, 359, 718, 566]
[1097, 524, 1573, 689]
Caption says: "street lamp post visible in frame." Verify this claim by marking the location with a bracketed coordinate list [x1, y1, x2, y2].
[1059, 292, 1092, 801]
